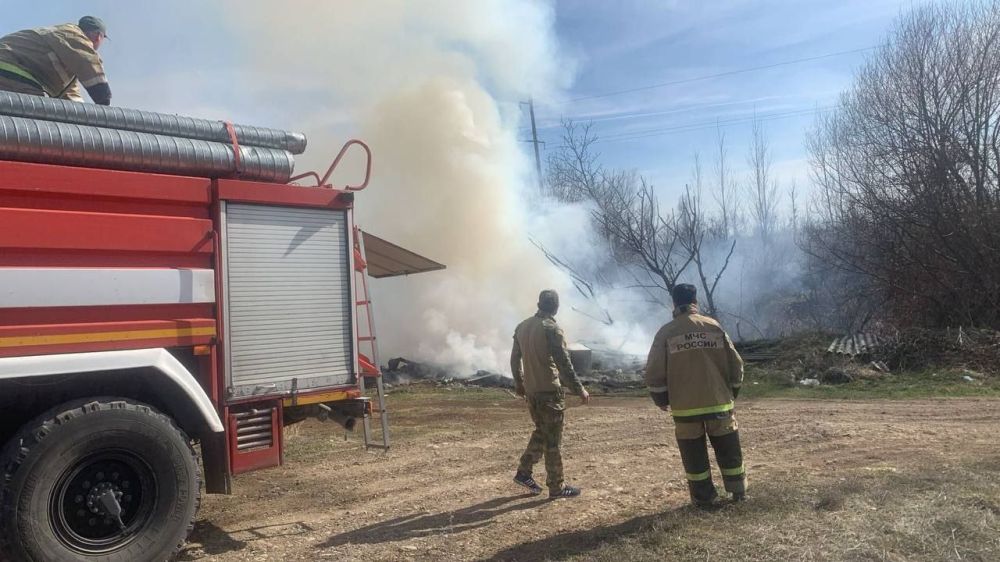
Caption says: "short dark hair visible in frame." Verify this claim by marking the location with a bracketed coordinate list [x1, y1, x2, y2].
[537, 289, 559, 314]
[671, 283, 697, 307]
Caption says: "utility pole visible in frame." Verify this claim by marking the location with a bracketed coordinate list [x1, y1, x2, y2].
[520, 98, 544, 194]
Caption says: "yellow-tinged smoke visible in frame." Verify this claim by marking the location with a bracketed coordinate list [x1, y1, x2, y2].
[355, 78, 570, 373]
[225, 1, 641, 374]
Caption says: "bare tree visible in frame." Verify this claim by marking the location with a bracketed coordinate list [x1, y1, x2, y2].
[806, 1, 1000, 328]
[594, 173, 692, 297]
[712, 125, 740, 238]
[546, 121, 695, 304]
[545, 120, 603, 203]
[677, 182, 737, 317]
[746, 116, 780, 245]
[788, 180, 799, 234]
[529, 237, 615, 325]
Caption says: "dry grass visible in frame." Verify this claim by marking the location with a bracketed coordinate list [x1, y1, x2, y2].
[505, 458, 1000, 562]
[186, 391, 1000, 562]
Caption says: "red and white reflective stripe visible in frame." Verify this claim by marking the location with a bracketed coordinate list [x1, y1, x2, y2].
[0, 268, 215, 308]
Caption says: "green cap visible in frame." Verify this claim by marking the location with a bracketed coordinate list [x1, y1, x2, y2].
[78, 16, 108, 37]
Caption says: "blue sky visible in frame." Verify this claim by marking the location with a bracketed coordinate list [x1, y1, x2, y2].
[5, 1, 912, 204]
[536, 0, 913, 202]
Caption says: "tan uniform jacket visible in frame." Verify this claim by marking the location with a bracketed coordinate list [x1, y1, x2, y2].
[0, 24, 107, 101]
[644, 308, 744, 420]
[510, 313, 585, 396]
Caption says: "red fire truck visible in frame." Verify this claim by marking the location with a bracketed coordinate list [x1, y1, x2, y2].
[0, 141, 443, 561]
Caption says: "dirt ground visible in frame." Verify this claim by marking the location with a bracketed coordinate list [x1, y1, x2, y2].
[178, 389, 1000, 561]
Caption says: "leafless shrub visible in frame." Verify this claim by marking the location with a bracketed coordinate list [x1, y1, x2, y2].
[711, 125, 741, 239]
[746, 115, 780, 245]
[807, 1, 1000, 329]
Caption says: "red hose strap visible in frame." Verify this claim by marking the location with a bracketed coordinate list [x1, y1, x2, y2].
[223, 121, 242, 177]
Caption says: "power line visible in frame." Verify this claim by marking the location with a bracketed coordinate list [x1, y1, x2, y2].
[600, 105, 829, 140]
[592, 105, 835, 145]
[598, 107, 831, 143]
[538, 96, 782, 130]
[565, 45, 879, 103]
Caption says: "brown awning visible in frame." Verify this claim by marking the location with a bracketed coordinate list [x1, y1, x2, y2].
[361, 230, 446, 278]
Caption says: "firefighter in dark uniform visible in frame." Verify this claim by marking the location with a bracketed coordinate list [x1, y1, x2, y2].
[510, 289, 590, 498]
[645, 284, 746, 506]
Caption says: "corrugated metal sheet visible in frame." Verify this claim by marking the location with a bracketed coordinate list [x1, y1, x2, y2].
[361, 230, 446, 278]
[224, 203, 354, 398]
[827, 333, 880, 356]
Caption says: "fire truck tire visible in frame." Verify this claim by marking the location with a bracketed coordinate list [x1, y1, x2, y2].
[0, 397, 201, 562]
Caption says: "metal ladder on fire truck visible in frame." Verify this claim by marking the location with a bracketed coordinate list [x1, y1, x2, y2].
[353, 226, 390, 450]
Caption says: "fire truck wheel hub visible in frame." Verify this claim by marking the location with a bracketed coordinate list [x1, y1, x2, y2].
[50, 451, 155, 554]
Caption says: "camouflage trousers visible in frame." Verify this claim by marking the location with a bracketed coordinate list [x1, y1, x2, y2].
[517, 391, 566, 493]
[675, 413, 746, 503]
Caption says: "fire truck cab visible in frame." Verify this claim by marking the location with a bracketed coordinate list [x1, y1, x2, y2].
[0, 143, 442, 561]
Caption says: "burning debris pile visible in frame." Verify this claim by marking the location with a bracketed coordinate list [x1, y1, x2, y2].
[380, 358, 514, 389]
[377, 328, 999, 392]
[383, 357, 451, 386]
[379, 328, 1000, 393]
[579, 350, 647, 392]
[379, 347, 648, 392]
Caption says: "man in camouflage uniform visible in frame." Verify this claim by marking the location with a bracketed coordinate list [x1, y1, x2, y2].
[645, 284, 746, 506]
[0, 16, 112, 105]
[510, 289, 590, 498]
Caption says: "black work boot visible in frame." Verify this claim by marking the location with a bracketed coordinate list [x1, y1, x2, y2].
[732, 492, 746, 502]
[513, 471, 543, 495]
[549, 485, 582, 499]
[688, 480, 719, 508]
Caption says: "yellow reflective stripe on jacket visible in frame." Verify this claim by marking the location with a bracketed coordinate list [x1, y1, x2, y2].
[686, 470, 711, 481]
[671, 401, 734, 418]
[721, 465, 745, 476]
[0, 60, 43, 87]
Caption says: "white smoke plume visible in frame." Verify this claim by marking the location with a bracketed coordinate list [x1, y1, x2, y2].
[224, 1, 646, 374]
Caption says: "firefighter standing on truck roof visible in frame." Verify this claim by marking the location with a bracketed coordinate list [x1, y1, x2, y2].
[645, 283, 747, 506]
[510, 289, 590, 499]
[0, 16, 111, 105]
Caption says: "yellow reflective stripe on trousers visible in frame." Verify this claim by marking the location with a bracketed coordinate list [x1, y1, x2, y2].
[721, 465, 745, 476]
[686, 470, 711, 481]
[671, 401, 734, 418]
[0, 61, 43, 87]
